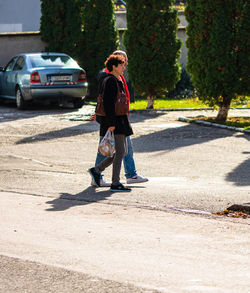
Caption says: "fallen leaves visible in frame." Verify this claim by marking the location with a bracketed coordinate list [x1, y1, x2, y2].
[214, 209, 249, 219]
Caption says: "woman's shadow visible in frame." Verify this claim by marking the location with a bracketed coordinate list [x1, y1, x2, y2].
[45, 185, 143, 211]
[45, 186, 113, 211]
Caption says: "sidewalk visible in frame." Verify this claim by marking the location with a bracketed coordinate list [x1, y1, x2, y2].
[0, 191, 249, 293]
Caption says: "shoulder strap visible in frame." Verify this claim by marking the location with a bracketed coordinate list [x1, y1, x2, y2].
[100, 76, 112, 95]
[100, 76, 122, 101]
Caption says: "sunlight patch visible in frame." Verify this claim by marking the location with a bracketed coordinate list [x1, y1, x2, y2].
[149, 177, 187, 182]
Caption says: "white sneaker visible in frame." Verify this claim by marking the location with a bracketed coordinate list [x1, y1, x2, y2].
[126, 175, 148, 184]
[91, 178, 111, 187]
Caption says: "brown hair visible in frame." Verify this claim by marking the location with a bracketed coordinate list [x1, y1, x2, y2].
[104, 54, 125, 72]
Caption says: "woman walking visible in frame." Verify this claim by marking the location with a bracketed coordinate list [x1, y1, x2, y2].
[88, 54, 133, 192]
[90, 50, 148, 186]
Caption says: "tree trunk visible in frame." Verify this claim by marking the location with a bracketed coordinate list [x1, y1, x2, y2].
[216, 96, 232, 122]
[146, 96, 154, 109]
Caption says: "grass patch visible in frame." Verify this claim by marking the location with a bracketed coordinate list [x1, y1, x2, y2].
[193, 117, 250, 130]
[129, 97, 250, 110]
[129, 97, 208, 110]
[87, 97, 250, 111]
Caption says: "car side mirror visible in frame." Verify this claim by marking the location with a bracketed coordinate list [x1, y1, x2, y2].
[0, 67, 4, 72]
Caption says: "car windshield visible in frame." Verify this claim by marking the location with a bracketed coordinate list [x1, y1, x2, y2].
[30, 55, 78, 68]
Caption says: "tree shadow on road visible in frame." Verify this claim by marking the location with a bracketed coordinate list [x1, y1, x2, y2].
[16, 122, 98, 144]
[15, 111, 165, 144]
[132, 122, 233, 153]
[226, 156, 250, 186]
[131, 123, 250, 187]
[226, 146, 250, 187]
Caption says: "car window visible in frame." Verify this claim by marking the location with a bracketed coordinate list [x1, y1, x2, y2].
[5, 57, 18, 72]
[13, 56, 25, 71]
[30, 55, 78, 68]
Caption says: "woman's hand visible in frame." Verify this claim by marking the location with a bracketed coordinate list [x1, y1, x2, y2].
[108, 126, 115, 132]
[90, 113, 96, 121]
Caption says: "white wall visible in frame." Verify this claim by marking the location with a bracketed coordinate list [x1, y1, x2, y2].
[0, 0, 41, 33]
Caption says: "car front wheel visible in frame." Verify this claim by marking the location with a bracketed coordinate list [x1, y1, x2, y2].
[16, 88, 27, 110]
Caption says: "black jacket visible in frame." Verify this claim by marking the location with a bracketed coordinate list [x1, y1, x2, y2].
[96, 73, 133, 137]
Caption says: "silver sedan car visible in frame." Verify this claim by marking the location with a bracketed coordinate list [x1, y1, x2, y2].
[0, 52, 88, 109]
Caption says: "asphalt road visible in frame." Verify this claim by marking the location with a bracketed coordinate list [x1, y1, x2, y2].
[0, 102, 249, 292]
[0, 102, 249, 213]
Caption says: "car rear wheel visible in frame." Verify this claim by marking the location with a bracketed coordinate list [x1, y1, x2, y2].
[73, 98, 84, 109]
[16, 88, 27, 110]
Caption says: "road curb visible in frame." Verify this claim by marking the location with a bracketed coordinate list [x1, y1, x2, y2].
[178, 117, 250, 135]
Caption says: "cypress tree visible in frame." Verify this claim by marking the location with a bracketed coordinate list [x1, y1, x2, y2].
[40, 0, 53, 47]
[236, 1, 250, 96]
[63, 0, 84, 61]
[124, 0, 181, 109]
[40, 0, 83, 61]
[185, 0, 249, 122]
[83, 0, 119, 98]
[40, 0, 68, 52]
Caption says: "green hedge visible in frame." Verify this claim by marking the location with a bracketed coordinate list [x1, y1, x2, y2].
[185, 0, 249, 121]
[124, 0, 181, 109]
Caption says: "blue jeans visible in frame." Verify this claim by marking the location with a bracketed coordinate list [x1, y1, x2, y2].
[95, 136, 137, 179]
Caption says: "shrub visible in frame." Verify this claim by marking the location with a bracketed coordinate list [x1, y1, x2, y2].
[82, 0, 119, 98]
[40, 0, 82, 60]
[185, 0, 250, 121]
[236, 1, 250, 96]
[167, 66, 194, 98]
[124, 0, 181, 109]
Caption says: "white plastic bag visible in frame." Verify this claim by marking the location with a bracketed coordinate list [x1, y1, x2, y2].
[98, 130, 115, 157]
